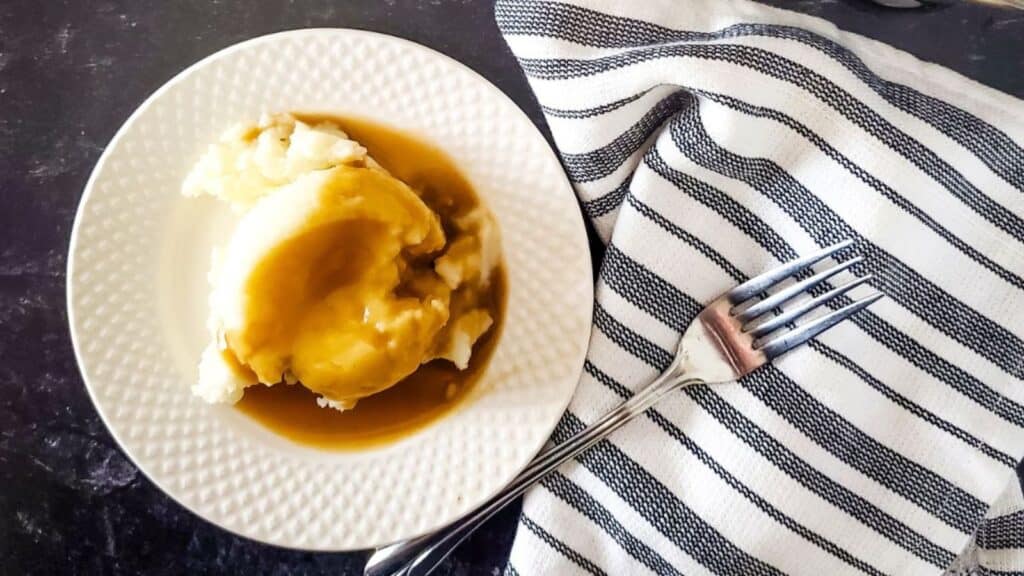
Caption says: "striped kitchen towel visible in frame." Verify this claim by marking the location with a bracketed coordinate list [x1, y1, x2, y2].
[494, 1, 1024, 574]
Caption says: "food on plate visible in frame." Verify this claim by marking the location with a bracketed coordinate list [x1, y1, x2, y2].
[183, 113, 502, 422]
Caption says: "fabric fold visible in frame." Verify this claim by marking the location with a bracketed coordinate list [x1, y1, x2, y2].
[496, 1, 1024, 574]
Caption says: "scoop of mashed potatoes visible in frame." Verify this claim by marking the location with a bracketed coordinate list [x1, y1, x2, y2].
[186, 113, 498, 410]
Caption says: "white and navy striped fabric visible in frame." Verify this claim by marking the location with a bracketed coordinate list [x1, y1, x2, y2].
[494, 1, 1024, 574]
[954, 481, 1024, 575]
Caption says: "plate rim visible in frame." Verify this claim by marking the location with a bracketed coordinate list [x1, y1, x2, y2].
[66, 27, 593, 551]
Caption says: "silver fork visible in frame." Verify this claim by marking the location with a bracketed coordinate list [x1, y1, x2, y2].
[364, 239, 883, 576]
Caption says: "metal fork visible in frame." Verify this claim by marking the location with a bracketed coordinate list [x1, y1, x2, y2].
[364, 239, 883, 576]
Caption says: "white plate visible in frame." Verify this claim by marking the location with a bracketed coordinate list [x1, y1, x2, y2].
[67, 29, 592, 551]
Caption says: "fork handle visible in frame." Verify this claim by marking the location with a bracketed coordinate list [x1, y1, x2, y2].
[363, 367, 702, 576]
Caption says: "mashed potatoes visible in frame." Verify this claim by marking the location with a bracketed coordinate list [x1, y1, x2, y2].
[186, 113, 499, 410]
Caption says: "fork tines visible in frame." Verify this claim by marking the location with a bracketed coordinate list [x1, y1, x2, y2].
[727, 240, 884, 359]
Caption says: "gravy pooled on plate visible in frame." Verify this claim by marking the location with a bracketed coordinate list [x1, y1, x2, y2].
[183, 113, 505, 449]
[240, 115, 506, 449]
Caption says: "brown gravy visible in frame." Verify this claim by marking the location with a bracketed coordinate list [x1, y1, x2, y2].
[236, 114, 506, 450]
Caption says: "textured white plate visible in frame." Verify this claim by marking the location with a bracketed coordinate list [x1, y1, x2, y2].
[67, 29, 592, 551]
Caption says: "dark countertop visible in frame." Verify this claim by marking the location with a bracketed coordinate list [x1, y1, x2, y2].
[1, 1, 1022, 574]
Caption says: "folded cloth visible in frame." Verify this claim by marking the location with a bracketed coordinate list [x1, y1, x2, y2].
[494, 1, 1024, 574]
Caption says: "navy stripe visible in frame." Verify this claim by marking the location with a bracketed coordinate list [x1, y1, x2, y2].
[584, 359, 632, 398]
[580, 363, 889, 576]
[561, 92, 683, 182]
[592, 303, 673, 370]
[522, 515, 608, 576]
[540, 472, 686, 576]
[552, 412, 788, 576]
[642, 148, 1024, 430]
[587, 359, 957, 568]
[669, 97, 1024, 383]
[517, 44, 1024, 242]
[542, 89, 650, 119]
[670, 100, 1024, 380]
[600, 244, 990, 533]
[980, 568, 1024, 576]
[582, 178, 629, 218]
[808, 340, 1015, 468]
[600, 245, 701, 328]
[607, 225, 1014, 467]
[642, 406, 885, 576]
[496, 0, 1024, 192]
[504, 564, 520, 576]
[597, 244, 987, 533]
[692, 88, 1024, 291]
[750, 365, 987, 533]
[977, 511, 1024, 551]
[548, 83, 1024, 294]
[621, 197, 744, 280]
[769, 27, 1024, 192]
[686, 383, 956, 567]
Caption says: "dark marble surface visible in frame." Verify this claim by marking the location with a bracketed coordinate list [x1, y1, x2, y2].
[1, 1, 1022, 574]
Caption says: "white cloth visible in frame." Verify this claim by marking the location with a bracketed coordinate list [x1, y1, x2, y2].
[494, 1, 1024, 574]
